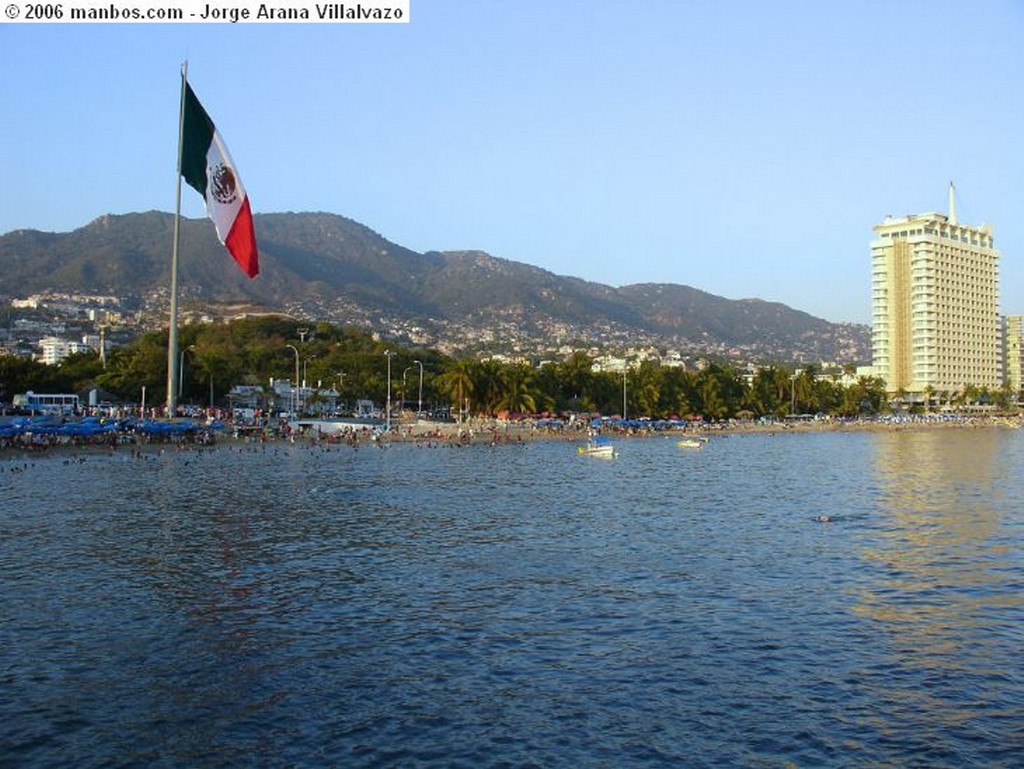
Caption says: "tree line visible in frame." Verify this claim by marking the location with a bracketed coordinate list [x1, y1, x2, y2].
[0, 316, 907, 419]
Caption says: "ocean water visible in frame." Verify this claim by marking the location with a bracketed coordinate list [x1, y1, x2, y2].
[2, 428, 1023, 767]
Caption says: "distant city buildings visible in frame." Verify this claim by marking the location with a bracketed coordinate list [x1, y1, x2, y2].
[871, 184, 1002, 400]
[1005, 315, 1024, 397]
[1, 293, 133, 366]
[38, 336, 93, 365]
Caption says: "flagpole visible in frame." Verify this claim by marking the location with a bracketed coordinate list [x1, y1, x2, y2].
[166, 61, 188, 417]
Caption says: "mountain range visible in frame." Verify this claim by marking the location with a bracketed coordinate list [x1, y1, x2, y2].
[0, 211, 870, 362]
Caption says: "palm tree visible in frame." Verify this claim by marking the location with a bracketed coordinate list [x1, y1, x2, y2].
[793, 366, 819, 414]
[833, 375, 880, 417]
[557, 351, 596, 412]
[938, 390, 952, 410]
[659, 367, 695, 418]
[697, 371, 726, 421]
[473, 360, 505, 416]
[632, 360, 663, 418]
[814, 376, 842, 415]
[433, 359, 477, 421]
[997, 383, 1018, 412]
[922, 385, 935, 413]
[962, 384, 981, 410]
[532, 363, 563, 414]
[748, 365, 789, 416]
[587, 370, 621, 415]
[496, 363, 540, 414]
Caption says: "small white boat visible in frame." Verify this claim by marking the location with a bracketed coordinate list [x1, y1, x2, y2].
[677, 437, 704, 449]
[578, 437, 616, 458]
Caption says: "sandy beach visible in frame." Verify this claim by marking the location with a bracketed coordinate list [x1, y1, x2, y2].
[2, 413, 1020, 463]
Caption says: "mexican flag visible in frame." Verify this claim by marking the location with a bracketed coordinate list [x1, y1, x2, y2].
[180, 82, 259, 278]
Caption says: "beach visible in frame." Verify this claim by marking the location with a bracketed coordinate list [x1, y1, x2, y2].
[2, 412, 1021, 463]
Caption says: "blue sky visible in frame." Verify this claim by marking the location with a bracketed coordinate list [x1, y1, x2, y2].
[2, 0, 1022, 324]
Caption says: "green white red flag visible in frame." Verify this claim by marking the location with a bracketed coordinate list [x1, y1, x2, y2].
[180, 82, 259, 278]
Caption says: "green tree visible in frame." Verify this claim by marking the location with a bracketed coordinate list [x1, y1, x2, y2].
[792, 366, 820, 414]
[922, 385, 935, 413]
[962, 384, 981, 408]
[747, 365, 790, 416]
[631, 360, 662, 418]
[532, 363, 564, 414]
[55, 351, 105, 393]
[696, 370, 726, 420]
[434, 359, 477, 420]
[96, 330, 169, 403]
[693, 363, 745, 419]
[557, 351, 596, 412]
[0, 355, 61, 402]
[849, 376, 886, 415]
[473, 360, 505, 416]
[659, 366, 696, 418]
[496, 363, 541, 414]
[812, 373, 842, 415]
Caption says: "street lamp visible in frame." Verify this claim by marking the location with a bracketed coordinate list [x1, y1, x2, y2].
[384, 350, 395, 432]
[402, 366, 414, 415]
[303, 355, 317, 413]
[303, 355, 316, 388]
[178, 344, 195, 401]
[623, 367, 628, 420]
[286, 344, 300, 416]
[413, 360, 424, 418]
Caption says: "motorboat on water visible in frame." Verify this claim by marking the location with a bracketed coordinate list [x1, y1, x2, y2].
[578, 435, 616, 458]
[677, 437, 705, 448]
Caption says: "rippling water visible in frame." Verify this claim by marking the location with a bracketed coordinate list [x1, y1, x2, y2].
[3, 429, 1024, 767]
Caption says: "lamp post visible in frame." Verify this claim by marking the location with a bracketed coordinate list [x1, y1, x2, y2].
[178, 344, 195, 401]
[302, 355, 316, 413]
[622, 367, 628, 420]
[384, 350, 395, 432]
[286, 344, 300, 416]
[402, 366, 413, 415]
[413, 360, 424, 418]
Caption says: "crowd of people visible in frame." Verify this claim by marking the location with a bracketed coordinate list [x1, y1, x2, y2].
[1, 409, 1021, 459]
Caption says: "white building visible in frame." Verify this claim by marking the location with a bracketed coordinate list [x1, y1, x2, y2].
[871, 184, 1001, 398]
[38, 336, 92, 365]
[1004, 315, 1024, 398]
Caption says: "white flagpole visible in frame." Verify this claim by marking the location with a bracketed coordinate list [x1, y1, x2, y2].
[166, 61, 187, 417]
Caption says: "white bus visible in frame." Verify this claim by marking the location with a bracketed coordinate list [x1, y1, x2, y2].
[12, 391, 81, 415]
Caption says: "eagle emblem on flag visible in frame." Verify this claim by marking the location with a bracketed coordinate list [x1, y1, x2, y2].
[210, 163, 238, 205]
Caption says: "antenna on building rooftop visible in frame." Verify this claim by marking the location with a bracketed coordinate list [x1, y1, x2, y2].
[948, 181, 957, 225]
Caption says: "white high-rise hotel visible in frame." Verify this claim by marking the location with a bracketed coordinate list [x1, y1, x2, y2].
[871, 185, 1001, 398]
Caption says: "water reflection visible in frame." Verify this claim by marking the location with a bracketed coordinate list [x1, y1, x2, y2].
[852, 428, 1024, 758]
[861, 429, 1018, 624]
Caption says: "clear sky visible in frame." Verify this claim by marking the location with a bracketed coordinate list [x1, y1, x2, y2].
[2, 0, 1022, 324]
